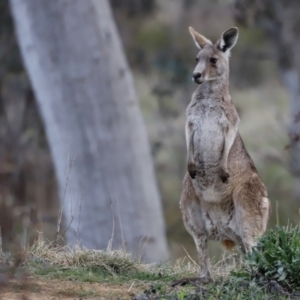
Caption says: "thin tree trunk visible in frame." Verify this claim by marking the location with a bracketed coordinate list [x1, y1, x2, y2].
[10, 0, 169, 262]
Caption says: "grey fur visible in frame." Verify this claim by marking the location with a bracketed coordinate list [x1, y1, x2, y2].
[180, 27, 270, 282]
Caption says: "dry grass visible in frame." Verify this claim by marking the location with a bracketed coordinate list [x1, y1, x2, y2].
[26, 236, 243, 279]
[27, 238, 139, 276]
[25, 236, 204, 281]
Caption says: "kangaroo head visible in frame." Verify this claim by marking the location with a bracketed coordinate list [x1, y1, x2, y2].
[189, 27, 238, 84]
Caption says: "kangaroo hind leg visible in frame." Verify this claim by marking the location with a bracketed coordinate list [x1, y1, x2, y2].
[233, 177, 270, 253]
[180, 174, 212, 282]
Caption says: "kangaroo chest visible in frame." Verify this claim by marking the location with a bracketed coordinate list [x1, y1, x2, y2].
[186, 99, 229, 189]
[186, 99, 228, 164]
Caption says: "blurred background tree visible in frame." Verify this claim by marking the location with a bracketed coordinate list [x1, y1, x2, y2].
[9, 0, 169, 263]
[234, 0, 300, 202]
[0, 0, 298, 262]
[0, 0, 57, 250]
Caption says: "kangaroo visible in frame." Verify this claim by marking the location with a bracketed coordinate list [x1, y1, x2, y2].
[174, 27, 270, 285]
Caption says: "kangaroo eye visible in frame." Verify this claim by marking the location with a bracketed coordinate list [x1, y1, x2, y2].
[210, 58, 217, 64]
[195, 57, 199, 62]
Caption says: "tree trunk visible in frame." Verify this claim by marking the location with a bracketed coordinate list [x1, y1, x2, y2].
[234, 0, 300, 201]
[10, 0, 169, 263]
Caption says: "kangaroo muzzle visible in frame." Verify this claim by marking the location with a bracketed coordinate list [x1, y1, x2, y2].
[193, 72, 202, 84]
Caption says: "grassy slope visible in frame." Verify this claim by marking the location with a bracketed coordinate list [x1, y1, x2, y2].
[2, 227, 300, 300]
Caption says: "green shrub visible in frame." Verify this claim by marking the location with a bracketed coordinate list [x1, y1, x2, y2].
[245, 225, 300, 290]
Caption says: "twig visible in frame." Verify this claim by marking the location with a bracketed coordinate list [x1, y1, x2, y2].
[138, 234, 151, 263]
[101, 262, 117, 278]
[128, 280, 136, 293]
[62, 191, 82, 239]
[276, 201, 280, 226]
[107, 198, 115, 252]
[181, 245, 199, 267]
[56, 155, 75, 243]
[116, 196, 126, 251]
[56, 206, 63, 242]
[65, 183, 83, 243]
[76, 192, 83, 242]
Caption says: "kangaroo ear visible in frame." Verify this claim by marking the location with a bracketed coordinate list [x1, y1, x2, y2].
[189, 27, 212, 50]
[217, 27, 239, 53]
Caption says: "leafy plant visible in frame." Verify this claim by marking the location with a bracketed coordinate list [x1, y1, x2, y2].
[245, 225, 300, 290]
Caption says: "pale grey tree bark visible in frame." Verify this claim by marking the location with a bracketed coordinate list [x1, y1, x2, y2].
[234, 0, 300, 201]
[10, 0, 169, 262]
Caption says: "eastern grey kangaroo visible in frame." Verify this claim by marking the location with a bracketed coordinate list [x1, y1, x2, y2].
[178, 27, 270, 284]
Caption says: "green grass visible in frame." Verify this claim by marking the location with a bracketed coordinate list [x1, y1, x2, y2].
[243, 225, 300, 290]
[2, 226, 300, 299]
[133, 276, 287, 300]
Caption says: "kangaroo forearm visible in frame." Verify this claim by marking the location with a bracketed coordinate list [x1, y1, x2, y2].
[220, 125, 238, 171]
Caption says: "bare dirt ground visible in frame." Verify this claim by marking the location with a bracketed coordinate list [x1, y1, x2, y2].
[0, 278, 141, 300]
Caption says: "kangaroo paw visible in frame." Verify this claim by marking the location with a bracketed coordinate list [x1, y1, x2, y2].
[187, 163, 197, 179]
[220, 168, 229, 183]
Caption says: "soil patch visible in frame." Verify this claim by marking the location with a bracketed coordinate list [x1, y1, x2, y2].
[0, 277, 141, 300]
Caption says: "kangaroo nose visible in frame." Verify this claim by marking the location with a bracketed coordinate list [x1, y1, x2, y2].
[193, 72, 202, 83]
